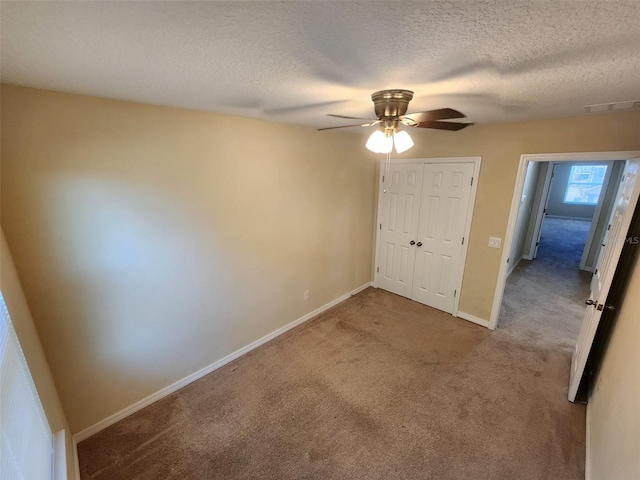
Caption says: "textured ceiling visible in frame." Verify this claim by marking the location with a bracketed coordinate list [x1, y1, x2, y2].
[2, 1, 640, 128]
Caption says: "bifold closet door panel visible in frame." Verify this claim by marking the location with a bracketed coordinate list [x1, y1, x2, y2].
[411, 163, 474, 313]
[377, 164, 424, 298]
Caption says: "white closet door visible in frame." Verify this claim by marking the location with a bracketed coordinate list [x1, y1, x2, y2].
[376, 164, 424, 298]
[411, 163, 474, 313]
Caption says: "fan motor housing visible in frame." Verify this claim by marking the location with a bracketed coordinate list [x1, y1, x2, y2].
[371, 89, 414, 118]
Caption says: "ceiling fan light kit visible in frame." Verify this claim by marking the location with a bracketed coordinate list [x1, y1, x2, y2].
[319, 89, 473, 154]
[365, 129, 393, 154]
[365, 128, 415, 154]
[392, 129, 414, 153]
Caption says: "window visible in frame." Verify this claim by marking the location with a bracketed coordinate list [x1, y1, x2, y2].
[563, 164, 608, 205]
[0, 292, 54, 480]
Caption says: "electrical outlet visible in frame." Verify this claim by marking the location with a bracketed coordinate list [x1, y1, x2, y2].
[303, 290, 310, 301]
[488, 237, 502, 248]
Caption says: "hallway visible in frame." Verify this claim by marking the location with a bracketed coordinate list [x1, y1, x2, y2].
[499, 217, 592, 348]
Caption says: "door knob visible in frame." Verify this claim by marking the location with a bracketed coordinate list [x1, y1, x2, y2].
[417, 242, 423, 247]
[410, 240, 415, 245]
[585, 299, 596, 306]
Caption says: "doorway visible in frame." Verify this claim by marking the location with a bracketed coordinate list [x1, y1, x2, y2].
[500, 161, 605, 345]
[493, 152, 640, 329]
[491, 152, 640, 402]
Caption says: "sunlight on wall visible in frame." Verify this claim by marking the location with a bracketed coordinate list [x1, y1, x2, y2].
[44, 175, 229, 372]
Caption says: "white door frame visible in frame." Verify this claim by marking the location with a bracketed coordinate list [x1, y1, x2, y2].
[578, 162, 624, 273]
[578, 161, 619, 272]
[526, 162, 555, 260]
[373, 156, 481, 318]
[489, 151, 640, 330]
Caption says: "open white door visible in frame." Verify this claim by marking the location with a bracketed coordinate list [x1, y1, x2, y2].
[568, 159, 640, 401]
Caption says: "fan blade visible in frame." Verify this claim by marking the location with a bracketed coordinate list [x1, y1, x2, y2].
[401, 108, 466, 124]
[317, 123, 368, 131]
[327, 114, 377, 120]
[413, 121, 474, 131]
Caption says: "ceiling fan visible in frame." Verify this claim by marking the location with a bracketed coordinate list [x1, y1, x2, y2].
[318, 89, 473, 153]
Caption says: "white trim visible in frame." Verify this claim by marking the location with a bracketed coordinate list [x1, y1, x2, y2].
[515, 151, 640, 163]
[489, 150, 640, 330]
[585, 406, 592, 480]
[381, 156, 484, 165]
[54, 430, 67, 480]
[372, 164, 385, 289]
[456, 311, 490, 328]
[72, 435, 80, 480]
[528, 162, 555, 259]
[546, 214, 594, 220]
[373, 156, 482, 317]
[506, 255, 524, 278]
[579, 161, 615, 271]
[455, 158, 481, 316]
[72, 282, 372, 444]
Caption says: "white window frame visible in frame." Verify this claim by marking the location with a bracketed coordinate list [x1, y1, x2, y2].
[563, 164, 608, 205]
[0, 292, 55, 480]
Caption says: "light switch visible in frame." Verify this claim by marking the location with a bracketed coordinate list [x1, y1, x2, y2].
[489, 237, 502, 248]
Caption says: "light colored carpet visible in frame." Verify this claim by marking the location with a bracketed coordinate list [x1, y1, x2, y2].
[78, 301, 586, 478]
[501, 217, 592, 348]
[78, 220, 589, 479]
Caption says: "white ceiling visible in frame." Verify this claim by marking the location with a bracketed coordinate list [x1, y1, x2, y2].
[2, 1, 640, 128]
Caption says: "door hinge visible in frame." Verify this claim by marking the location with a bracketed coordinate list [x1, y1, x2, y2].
[454, 289, 457, 297]
[462, 237, 465, 245]
[382, 175, 385, 182]
[594, 268, 598, 275]
[377, 267, 379, 273]
[543, 208, 547, 214]
[379, 223, 382, 230]
[607, 224, 611, 231]
[470, 177, 474, 186]
[536, 241, 540, 246]
[506, 257, 510, 263]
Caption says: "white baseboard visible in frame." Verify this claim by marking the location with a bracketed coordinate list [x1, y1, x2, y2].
[507, 255, 529, 278]
[457, 311, 491, 329]
[72, 281, 372, 445]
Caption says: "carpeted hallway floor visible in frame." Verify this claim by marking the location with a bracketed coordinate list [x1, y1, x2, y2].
[78, 246, 588, 480]
[500, 217, 592, 348]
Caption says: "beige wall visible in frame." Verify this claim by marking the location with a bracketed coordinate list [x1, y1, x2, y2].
[392, 110, 640, 319]
[587, 250, 640, 479]
[0, 230, 77, 479]
[2, 84, 640, 436]
[0, 85, 376, 432]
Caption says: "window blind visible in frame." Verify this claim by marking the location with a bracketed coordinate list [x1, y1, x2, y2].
[0, 293, 54, 480]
